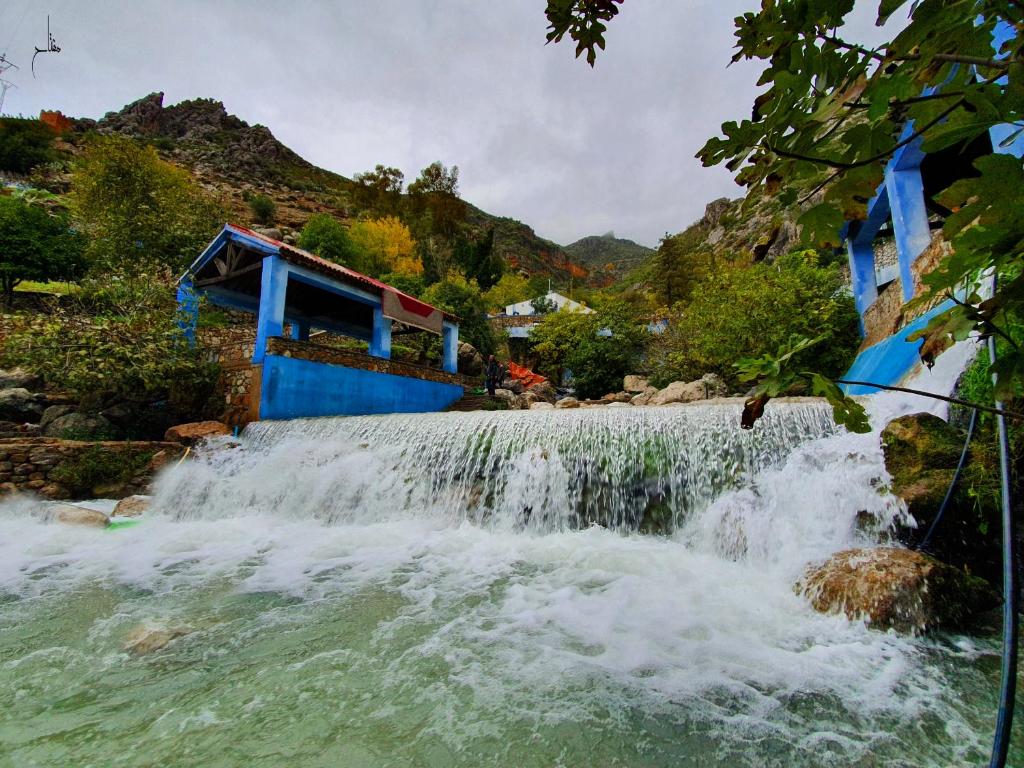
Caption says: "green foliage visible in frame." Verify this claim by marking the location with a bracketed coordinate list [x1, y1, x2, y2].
[651, 252, 860, 390]
[455, 228, 503, 289]
[483, 272, 531, 312]
[379, 272, 426, 298]
[531, 295, 558, 315]
[655, 225, 719, 305]
[297, 214, 368, 272]
[421, 276, 496, 356]
[530, 301, 647, 398]
[0, 118, 56, 173]
[544, 0, 623, 66]
[0, 195, 87, 306]
[352, 164, 404, 217]
[69, 136, 223, 275]
[51, 444, 154, 497]
[248, 193, 276, 225]
[0, 275, 220, 421]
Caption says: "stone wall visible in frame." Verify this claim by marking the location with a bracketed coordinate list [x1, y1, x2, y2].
[0, 439, 186, 500]
[220, 363, 262, 427]
[267, 337, 477, 388]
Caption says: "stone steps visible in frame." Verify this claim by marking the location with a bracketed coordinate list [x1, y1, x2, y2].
[445, 395, 494, 412]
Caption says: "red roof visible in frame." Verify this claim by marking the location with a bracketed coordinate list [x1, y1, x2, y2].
[225, 224, 456, 322]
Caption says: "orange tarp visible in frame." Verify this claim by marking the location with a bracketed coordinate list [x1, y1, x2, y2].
[506, 361, 547, 389]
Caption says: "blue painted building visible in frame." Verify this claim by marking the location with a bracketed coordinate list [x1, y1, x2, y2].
[179, 224, 468, 421]
[841, 21, 1022, 393]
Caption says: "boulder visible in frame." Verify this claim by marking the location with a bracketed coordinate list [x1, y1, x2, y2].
[49, 504, 110, 528]
[123, 625, 191, 655]
[254, 226, 283, 240]
[601, 391, 632, 403]
[42, 412, 114, 439]
[40, 404, 76, 431]
[555, 397, 579, 409]
[631, 386, 658, 406]
[500, 378, 524, 395]
[649, 374, 728, 406]
[796, 547, 998, 634]
[623, 375, 650, 393]
[0, 388, 46, 423]
[457, 342, 485, 377]
[0, 368, 40, 390]
[493, 388, 516, 404]
[530, 401, 555, 410]
[527, 381, 557, 403]
[164, 421, 231, 445]
[113, 495, 150, 517]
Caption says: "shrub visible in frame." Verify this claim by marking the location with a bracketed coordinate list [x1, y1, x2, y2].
[248, 193, 276, 225]
[650, 251, 860, 389]
[298, 214, 366, 272]
[421, 276, 496, 357]
[0, 118, 56, 173]
[51, 444, 154, 497]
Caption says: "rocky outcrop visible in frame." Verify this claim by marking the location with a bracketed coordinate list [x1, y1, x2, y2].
[631, 386, 658, 405]
[797, 547, 998, 633]
[649, 374, 728, 406]
[164, 421, 231, 445]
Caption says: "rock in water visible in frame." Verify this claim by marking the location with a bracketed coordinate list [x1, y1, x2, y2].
[113, 495, 150, 517]
[649, 374, 728, 406]
[796, 547, 997, 634]
[164, 421, 231, 445]
[50, 504, 111, 528]
[555, 397, 579, 409]
[123, 625, 191, 655]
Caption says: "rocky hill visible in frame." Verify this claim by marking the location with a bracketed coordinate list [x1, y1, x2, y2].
[72, 93, 586, 281]
[564, 233, 653, 284]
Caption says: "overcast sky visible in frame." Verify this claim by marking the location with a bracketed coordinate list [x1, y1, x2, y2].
[0, 1, 896, 247]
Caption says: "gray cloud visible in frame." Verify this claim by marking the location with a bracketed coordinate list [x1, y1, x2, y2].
[1, 0, 903, 247]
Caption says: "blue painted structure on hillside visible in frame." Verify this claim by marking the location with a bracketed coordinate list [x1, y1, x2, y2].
[840, 21, 1022, 393]
[178, 224, 466, 421]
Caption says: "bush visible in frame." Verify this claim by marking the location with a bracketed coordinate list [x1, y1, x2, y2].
[0, 118, 56, 173]
[248, 193, 276, 225]
[298, 214, 366, 272]
[650, 251, 859, 389]
[421, 276, 496, 357]
[51, 444, 154, 497]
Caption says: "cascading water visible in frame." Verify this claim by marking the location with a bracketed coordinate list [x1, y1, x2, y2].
[0, 341, 1017, 767]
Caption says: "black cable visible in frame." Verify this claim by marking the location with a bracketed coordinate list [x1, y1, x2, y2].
[988, 329, 1018, 768]
[917, 406, 978, 552]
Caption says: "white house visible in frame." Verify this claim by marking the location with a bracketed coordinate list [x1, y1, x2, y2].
[504, 291, 594, 317]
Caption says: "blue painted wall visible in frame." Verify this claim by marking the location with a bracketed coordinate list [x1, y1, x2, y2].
[840, 299, 955, 395]
[259, 355, 464, 420]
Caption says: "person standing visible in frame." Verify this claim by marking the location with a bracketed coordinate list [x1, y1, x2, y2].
[485, 354, 502, 397]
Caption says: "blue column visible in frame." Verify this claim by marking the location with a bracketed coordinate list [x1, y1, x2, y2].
[885, 166, 931, 302]
[369, 306, 392, 358]
[846, 239, 877, 326]
[253, 255, 288, 363]
[175, 277, 199, 346]
[289, 321, 310, 342]
[442, 321, 458, 374]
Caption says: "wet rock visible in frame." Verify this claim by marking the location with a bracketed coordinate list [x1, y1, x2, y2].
[457, 342, 484, 377]
[796, 547, 998, 634]
[631, 386, 658, 406]
[39, 482, 70, 500]
[530, 401, 554, 410]
[164, 421, 231, 445]
[123, 625, 191, 655]
[601, 391, 632, 403]
[527, 381, 557, 403]
[623, 375, 649, 393]
[555, 397, 579, 409]
[43, 412, 114, 438]
[113, 495, 150, 517]
[0, 368, 40, 390]
[0, 388, 46, 423]
[49, 504, 111, 528]
[493, 389, 516, 404]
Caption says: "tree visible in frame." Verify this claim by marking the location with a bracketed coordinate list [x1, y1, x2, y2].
[0, 118, 57, 174]
[248, 193, 276, 225]
[656, 228, 719, 306]
[408, 161, 466, 240]
[69, 136, 223, 275]
[421, 276, 496, 356]
[546, 0, 1024, 429]
[348, 216, 421, 277]
[483, 272, 531, 312]
[0, 196, 87, 307]
[454, 228, 504, 289]
[531, 295, 558, 315]
[352, 165, 404, 217]
[298, 214, 367, 273]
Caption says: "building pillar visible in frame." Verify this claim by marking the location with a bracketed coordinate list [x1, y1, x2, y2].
[885, 165, 931, 302]
[442, 321, 458, 374]
[253, 255, 288, 363]
[175, 277, 199, 346]
[289, 321, 310, 342]
[370, 306, 392, 359]
[846, 237, 877, 330]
